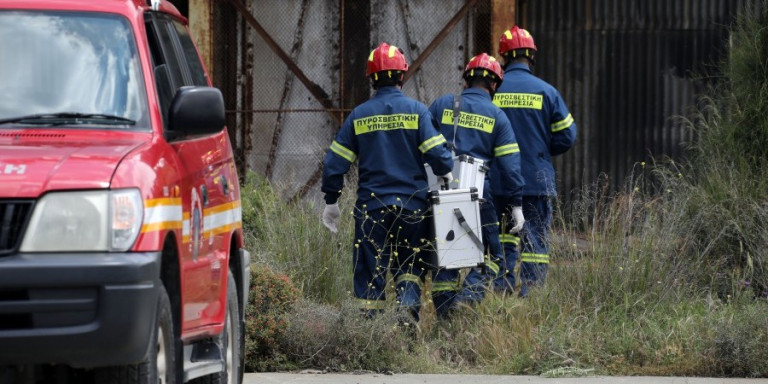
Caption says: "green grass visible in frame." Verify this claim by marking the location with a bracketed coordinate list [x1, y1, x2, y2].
[240, 3, 768, 377]
[241, 170, 768, 377]
[241, 175, 351, 305]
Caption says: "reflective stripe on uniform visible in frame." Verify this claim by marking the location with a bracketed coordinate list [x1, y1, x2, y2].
[330, 140, 357, 162]
[419, 134, 447, 153]
[521, 252, 549, 264]
[486, 260, 500, 275]
[355, 298, 387, 310]
[395, 273, 423, 287]
[432, 280, 459, 293]
[499, 234, 520, 244]
[494, 143, 520, 157]
[551, 113, 574, 132]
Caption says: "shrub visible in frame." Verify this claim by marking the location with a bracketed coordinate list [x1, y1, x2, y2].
[275, 299, 416, 372]
[705, 299, 768, 377]
[676, 3, 768, 298]
[244, 264, 301, 372]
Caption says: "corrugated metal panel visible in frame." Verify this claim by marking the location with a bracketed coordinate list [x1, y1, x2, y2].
[519, 0, 761, 201]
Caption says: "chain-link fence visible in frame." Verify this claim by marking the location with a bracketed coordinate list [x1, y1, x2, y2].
[210, 0, 494, 203]
[207, 0, 757, 209]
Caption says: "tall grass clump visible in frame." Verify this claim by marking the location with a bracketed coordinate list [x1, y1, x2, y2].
[674, 2, 768, 298]
[241, 172, 352, 304]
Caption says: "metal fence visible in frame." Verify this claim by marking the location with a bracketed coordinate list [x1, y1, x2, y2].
[206, 0, 759, 206]
[210, 0, 493, 203]
[520, 0, 763, 204]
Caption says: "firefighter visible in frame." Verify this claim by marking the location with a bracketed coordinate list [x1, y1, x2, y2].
[492, 26, 577, 297]
[427, 53, 525, 316]
[321, 42, 453, 323]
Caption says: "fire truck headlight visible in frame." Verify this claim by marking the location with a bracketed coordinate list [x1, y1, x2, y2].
[20, 189, 143, 252]
[109, 189, 143, 252]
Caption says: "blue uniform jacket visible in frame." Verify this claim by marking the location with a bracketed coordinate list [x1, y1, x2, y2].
[492, 62, 577, 197]
[322, 86, 453, 212]
[428, 88, 524, 207]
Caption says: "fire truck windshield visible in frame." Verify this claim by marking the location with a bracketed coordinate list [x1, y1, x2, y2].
[0, 11, 149, 128]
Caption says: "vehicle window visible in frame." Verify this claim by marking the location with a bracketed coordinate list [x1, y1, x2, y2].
[145, 18, 180, 128]
[149, 18, 185, 92]
[172, 21, 209, 86]
[0, 11, 149, 128]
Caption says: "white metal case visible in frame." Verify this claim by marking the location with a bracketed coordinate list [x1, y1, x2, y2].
[428, 188, 485, 270]
[425, 155, 488, 196]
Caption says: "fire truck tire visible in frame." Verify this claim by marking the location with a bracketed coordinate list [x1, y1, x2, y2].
[190, 270, 242, 384]
[95, 285, 177, 384]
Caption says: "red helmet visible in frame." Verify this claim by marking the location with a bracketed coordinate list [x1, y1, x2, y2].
[463, 53, 503, 83]
[499, 26, 537, 57]
[366, 42, 408, 77]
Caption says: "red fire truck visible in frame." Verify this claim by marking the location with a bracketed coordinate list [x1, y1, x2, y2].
[0, 1, 249, 383]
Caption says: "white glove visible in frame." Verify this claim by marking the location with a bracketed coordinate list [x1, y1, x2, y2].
[509, 206, 525, 234]
[322, 203, 340, 233]
[437, 172, 453, 188]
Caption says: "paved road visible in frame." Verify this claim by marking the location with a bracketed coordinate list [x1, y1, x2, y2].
[245, 372, 767, 384]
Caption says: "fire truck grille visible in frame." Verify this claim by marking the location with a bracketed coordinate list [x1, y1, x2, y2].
[0, 200, 33, 256]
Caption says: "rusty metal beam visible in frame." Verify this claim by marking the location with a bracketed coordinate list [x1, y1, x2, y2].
[223, 0, 340, 125]
[189, 0, 214, 81]
[491, 0, 516, 58]
[403, 0, 481, 84]
[223, 0, 343, 202]
[295, 0, 483, 203]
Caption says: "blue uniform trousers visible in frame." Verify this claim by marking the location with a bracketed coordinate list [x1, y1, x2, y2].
[353, 206, 428, 321]
[517, 197, 552, 297]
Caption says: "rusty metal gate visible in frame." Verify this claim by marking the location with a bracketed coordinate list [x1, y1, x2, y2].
[209, 0, 493, 203]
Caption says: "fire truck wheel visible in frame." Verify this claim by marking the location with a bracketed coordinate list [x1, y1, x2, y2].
[95, 285, 177, 384]
[192, 271, 242, 384]
[218, 271, 242, 384]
